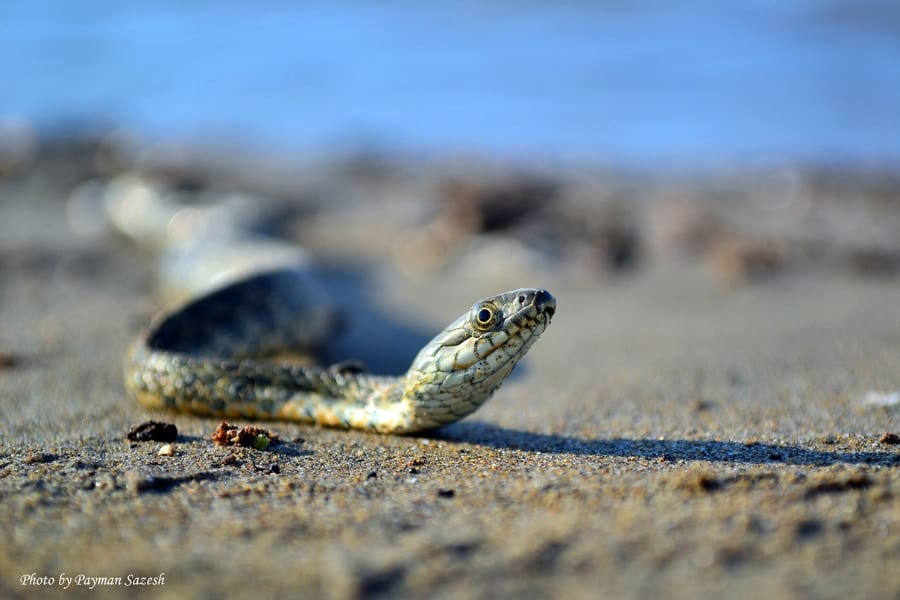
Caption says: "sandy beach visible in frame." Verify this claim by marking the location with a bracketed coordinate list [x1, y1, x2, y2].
[1, 135, 899, 599]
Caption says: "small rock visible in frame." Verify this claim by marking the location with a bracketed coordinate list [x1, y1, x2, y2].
[690, 398, 715, 412]
[0, 351, 19, 369]
[211, 421, 279, 449]
[879, 432, 900, 445]
[675, 472, 721, 494]
[127, 421, 178, 442]
[94, 474, 117, 491]
[158, 444, 175, 456]
[24, 449, 53, 464]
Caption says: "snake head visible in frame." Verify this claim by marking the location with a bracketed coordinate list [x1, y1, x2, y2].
[402, 288, 556, 429]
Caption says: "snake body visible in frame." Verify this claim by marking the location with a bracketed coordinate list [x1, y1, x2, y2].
[113, 178, 556, 433]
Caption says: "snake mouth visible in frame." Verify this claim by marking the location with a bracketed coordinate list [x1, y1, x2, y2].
[505, 289, 556, 329]
[531, 289, 556, 321]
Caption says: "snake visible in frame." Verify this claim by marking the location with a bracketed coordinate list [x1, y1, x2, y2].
[108, 175, 557, 434]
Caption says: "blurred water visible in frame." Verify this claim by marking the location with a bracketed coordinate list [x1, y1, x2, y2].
[2, 1, 900, 165]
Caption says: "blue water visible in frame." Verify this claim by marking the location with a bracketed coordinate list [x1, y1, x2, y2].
[3, 1, 900, 166]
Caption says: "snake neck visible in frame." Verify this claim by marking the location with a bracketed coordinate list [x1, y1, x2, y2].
[272, 370, 415, 434]
[397, 359, 518, 433]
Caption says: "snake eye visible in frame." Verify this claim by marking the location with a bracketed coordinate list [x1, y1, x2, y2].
[474, 305, 496, 330]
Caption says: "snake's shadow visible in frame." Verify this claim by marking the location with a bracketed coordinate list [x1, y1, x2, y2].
[313, 264, 431, 375]
[435, 421, 900, 467]
[312, 264, 529, 381]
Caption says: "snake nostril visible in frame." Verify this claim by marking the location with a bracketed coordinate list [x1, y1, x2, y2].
[532, 289, 556, 317]
[517, 294, 526, 305]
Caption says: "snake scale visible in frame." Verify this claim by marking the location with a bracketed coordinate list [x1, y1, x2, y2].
[111, 177, 556, 433]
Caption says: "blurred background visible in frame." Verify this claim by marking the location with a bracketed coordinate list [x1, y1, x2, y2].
[2, 1, 900, 291]
[3, 0, 900, 167]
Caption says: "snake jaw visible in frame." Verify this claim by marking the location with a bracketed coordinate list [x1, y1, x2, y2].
[402, 288, 556, 430]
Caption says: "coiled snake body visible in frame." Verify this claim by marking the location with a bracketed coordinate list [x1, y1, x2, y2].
[114, 181, 556, 433]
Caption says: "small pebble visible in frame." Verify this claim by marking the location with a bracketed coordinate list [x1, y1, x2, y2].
[127, 421, 178, 443]
[0, 351, 19, 368]
[879, 432, 900, 445]
[24, 449, 53, 464]
[211, 421, 279, 449]
[158, 444, 175, 456]
[94, 474, 117, 491]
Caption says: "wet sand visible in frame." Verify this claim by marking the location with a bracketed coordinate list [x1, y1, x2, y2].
[1, 136, 899, 599]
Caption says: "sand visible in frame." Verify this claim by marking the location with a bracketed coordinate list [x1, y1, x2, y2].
[1, 137, 898, 599]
